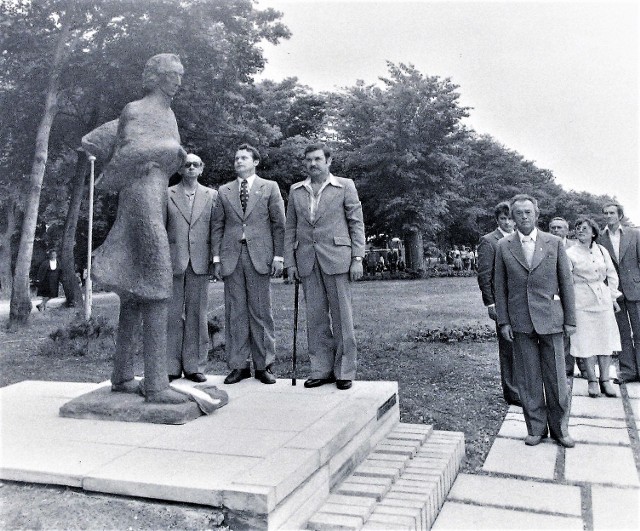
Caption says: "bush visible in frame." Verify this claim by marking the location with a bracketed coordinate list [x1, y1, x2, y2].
[39, 316, 117, 358]
[411, 323, 495, 343]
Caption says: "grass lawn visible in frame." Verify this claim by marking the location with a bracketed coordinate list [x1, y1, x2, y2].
[0, 276, 507, 527]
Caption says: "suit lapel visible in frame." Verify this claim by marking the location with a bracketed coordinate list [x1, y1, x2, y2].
[190, 184, 208, 224]
[244, 177, 263, 218]
[600, 232, 617, 264]
[507, 233, 530, 271]
[313, 183, 339, 223]
[292, 184, 311, 223]
[529, 232, 548, 271]
[169, 186, 191, 224]
[492, 229, 504, 242]
[224, 180, 244, 219]
[619, 230, 631, 261]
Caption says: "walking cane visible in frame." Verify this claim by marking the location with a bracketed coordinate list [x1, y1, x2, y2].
[292, 278, 300, 386]
[84, 154, 96, 321]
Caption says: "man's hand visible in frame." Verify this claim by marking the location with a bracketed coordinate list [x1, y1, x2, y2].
[487, 305, 497, 321]
[350, 259, 363, 282]
[213, 263, 222, 281]
[288, 266, 300, 282]
[563, 324, 577, 336]
[613, 301, 621, 313]
[271, 259, 283, 278]
[500, 324, 513, 342]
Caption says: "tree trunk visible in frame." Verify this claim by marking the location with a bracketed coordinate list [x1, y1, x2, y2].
[9, 14, 74, 324]
[0, 196, 18, 299]
[60, 151, 88, 307]
[404, 230, 424, 272]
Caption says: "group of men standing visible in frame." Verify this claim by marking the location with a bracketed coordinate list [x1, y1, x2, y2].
[166, 143, 365, 390]
[477, 195, 640, 448]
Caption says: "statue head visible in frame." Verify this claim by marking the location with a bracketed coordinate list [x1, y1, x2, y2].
[142, 54, 184, 97]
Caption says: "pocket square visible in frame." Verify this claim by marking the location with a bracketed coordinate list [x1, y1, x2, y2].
[553, 294, 561, 300]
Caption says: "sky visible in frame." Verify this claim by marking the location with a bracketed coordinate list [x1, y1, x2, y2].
[254, 0, 639, 224]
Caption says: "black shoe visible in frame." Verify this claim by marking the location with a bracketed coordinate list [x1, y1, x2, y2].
[224, 368, 251, 384]
[507, 399, 523, 407]
[304, 376, 336, 388]
[185, 372, 207, 383]
[614, 377, 640, 385]
[168, 374, 181, 382]
[255, 368, 276, 384]
[336, 379, 352, 390]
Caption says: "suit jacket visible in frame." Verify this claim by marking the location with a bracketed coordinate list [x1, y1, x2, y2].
[167, 183, 218, 275]
[494, 229, 576, 335]
[284, 175, 365, 277]
[598, 227, 640, 301]
[477, 228, 505, 306]
[211, 176, 285, 277]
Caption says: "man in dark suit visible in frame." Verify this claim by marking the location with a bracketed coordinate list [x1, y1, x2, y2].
[477, 202, 521, 406]
[212, 144, 286, 385]
[284, 143, 366, 390]
[598, 202, 640, 384]
[166, 154, 217, 382]
[494, 194, 576, 448]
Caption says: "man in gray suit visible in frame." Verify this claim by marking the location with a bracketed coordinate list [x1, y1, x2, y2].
[477, 202, 521, 406]
[212, 144, 286, 385]
[285, 143, 365, 390]
[166, 154, 217, 382]
[494, 194, 576, 448]
[598, 202, 640, 384]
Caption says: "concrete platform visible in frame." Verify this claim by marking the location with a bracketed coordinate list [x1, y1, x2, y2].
[0, 377, 400, 530]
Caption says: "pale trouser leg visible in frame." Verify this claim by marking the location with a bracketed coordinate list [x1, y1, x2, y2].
[182, 263, 210, 374]
[167, 272, 186, 376]
[224, 251, 251, 370]
[538, 332, 571, 439]
[111, 295, 141, 386]
[242, 249, 275, 370]
[301, 259, 335, 379]
[322, 270, 357, 380]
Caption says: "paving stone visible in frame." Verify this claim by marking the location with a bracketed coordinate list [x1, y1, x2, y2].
[375, 442, 420, 456]
[346, 475, 394, 488]
[307, 512, 363, 530]
[394, 423, 433, 434]
[353, 464, 401, 479]
[565, 444, 640, 486]
[362, 521, 403, 530]
[482, 437, 558, 480]
[382, 495, 427, 529]
[388, 485, 437, 521]
[360, 458, 406, 471]
[591, 486, 640, 530]
[374, 503, 422, 529]
[570, 396, 626, 419]
[629, 398, 640, 420]
[625, 382, 640, 399]
[447, 473, 582, 516]
[432, 501, 583, 530]
[327, 494, 378, 509]
[567, 417, 630, 445]
[319, 502, 373, 520]
[335, 481, 389, 501]
[367, 511, 416, 530]
[497, 416, 527, 438]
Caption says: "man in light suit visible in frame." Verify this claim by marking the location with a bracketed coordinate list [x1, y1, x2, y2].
[166, 154, 217, 382]
[285, 143, 365, 390]
[212, 144, 286, 385]
[494, 194, 576, 448]
[477, 202, 521, 406]
[549, 216, 586, 381]
[598, 202, 640, 384]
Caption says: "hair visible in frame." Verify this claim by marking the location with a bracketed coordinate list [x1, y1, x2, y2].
[142, 54, 183, 93]
[494, 201, 510, 221]
[509, 194, 539, 215]
[549, 217, 569, 229]
[602, 202, 624, 219]
[236, 143, 261, 163]
[304, 143, 331, 159]
[47, 249, 57, 257]
[574, 217, 600, 243]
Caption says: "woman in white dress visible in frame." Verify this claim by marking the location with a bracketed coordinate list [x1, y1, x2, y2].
[566, 218, 621, 398]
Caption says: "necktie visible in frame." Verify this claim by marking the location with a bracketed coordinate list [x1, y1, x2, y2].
[240, 179, 248, 212]
[522, 237, 535, 267]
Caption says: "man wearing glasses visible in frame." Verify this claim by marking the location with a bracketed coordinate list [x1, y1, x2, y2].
[166, 153, 218, 382]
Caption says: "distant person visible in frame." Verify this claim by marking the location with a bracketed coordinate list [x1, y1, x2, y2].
[166, 153, 218, 383]
[452, 246, 463, 270]
[598, 201, 640, 384]
[477, 202, 521, 406]
[388, 249, 399, 274]
[365, 252, 377, 276]
[285, 143, 365, 390]
[212, 144, 286, 385]
[566, 218, 620, 398]
[549, 216, 586, 381]
[36, 250, 61, 312]
[494, 194, 576, 448]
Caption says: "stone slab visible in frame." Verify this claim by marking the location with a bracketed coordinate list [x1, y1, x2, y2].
[482, 437, 558, 480]
[567, 417, 630, 445]
[447, 473, 582, 516]
[373, 503, 421, 528]
[367, 511, 416, 529]
[432, 501, 583, 530]
[570, 396, 626, 419]
[630, 398, 640, 420]
[320, 502, 373, 519]
[591, 486, 640, 530]
[307, 512, 363, 530]
[565, 444, 640, 486]
[497, 415, 527, 439]
[625, 382, 640, 399]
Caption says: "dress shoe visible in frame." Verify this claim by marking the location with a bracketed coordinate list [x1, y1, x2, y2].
[304, 376, 336, 388]
[224, 368, 251, 384]
[553, 435, 575, 448]
[614, 377, 639, 385]
[588, 381, 601, 398]
[185, 372, 207, 383]
[168, 374, 181, 382]
[336, 379, 352, 390]
[600, 380, 617, 397]
[255, 368, 276, 384]
[524, 434, 545, 446]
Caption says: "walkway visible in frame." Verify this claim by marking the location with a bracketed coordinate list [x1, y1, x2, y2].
[434, 378, 640, 530]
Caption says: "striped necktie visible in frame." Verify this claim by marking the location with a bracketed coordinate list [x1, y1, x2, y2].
[240, 179, 248, 212]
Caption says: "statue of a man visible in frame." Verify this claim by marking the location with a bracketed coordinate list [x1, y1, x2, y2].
[83, 54, 188, 404]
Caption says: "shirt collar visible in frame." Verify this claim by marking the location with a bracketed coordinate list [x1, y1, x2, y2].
[296, 174, 343, 190]
[497, 227, 511, 238]
[517, 227, 538, 243]
[604, 225, 623, 235]
[238, 173, 257, 188]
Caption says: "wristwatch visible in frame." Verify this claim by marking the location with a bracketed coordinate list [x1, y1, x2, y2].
[352, 256, 362, 262]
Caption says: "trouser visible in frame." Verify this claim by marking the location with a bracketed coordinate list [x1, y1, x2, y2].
[615, 299, 640, 381]
[167, 262, 209, 376]
[496, 322, 520, 404]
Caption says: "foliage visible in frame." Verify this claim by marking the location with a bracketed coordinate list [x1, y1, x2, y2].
[40, 315, 116, 358]
[411, 323, 496, 343]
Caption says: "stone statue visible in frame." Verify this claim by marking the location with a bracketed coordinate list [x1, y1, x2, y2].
[82, 54, 188, 404]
